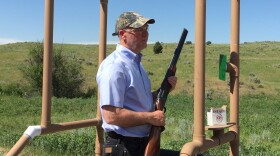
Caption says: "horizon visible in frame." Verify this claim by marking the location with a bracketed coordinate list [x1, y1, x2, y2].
[2, 40, 280, 46]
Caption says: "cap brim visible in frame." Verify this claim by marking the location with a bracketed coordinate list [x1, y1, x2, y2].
[112, 32, 118, 36]
[146, 19, 155, 24]
[112, 18, 155, 36]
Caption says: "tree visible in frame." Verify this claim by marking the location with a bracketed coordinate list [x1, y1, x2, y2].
[206, 41, 212, 45]
[153, 41, 163, 54]
[20, 42, 85, 98]
[186, 41, 192, 45]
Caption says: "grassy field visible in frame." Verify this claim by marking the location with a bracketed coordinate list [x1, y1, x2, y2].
[0, 42, 280, 155]
[1, 41, 280, 97]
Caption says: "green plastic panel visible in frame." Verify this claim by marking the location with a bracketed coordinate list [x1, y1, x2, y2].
[219, 54, 227, 81]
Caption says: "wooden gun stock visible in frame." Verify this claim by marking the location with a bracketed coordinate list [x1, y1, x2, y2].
[144, 125, 162, 156]
[144, 98, 165, 156]
[144, 28, 188, 156]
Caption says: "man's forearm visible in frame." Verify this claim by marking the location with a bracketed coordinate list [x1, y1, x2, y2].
[102, 105, 165, 128]
[102, 106, 151, 127]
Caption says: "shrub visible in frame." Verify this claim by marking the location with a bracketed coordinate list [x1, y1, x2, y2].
[20, 42, 44, 92]
[185, 41, 192, 45]
[20, 42, 85, 98]
[206, 41, 212, 45]
[52, 47, 84, 98]
[153, 41, 163, 54]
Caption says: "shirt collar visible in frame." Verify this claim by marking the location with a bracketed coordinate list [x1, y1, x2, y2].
[116, 44, 142, 64]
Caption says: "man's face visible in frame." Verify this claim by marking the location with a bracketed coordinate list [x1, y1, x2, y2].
[119, 24, 149, 53]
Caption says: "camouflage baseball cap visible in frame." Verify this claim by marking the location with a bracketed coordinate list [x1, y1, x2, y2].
[112, 11, 155, 36]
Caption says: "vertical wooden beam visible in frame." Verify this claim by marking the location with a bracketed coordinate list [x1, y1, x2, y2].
[41, 0, 54, 128]
[229, 0, 240, 155]
[193, 0, 206, 143]
[95, 0, 108, 155]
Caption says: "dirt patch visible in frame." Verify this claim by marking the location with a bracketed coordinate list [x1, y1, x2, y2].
[0, 147, 8, 156]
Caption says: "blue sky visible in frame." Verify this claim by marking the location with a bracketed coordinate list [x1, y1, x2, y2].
[0, 0, 279, 45]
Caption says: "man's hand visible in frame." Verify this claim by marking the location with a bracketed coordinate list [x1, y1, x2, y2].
[148, 110, 165, 126]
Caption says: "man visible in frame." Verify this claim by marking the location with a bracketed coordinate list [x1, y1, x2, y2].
[96, 11, 177, 156]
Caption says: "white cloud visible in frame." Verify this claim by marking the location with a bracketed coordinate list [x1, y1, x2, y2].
[0, 38, 23, 45]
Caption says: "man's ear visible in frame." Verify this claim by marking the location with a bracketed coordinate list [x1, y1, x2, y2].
[118, 30, 127, 41]
[118, 30, 125, 36]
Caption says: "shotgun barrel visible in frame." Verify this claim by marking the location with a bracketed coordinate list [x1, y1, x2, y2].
[144, 28, 188, 156]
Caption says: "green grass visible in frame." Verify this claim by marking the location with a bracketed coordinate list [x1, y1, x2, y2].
[1, 41, 280, 155]
[0, 94, 279, 155]
[0, 95, 97, 155]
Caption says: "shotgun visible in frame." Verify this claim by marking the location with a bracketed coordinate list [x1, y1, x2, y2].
[144, 28, 188, 156]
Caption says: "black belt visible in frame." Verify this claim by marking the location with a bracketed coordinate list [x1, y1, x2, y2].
[107, 131, 148, 142]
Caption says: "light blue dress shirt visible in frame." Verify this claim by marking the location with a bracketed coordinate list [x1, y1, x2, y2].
[96, 44, 154, 137]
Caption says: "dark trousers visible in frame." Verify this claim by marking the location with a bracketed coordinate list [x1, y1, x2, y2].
[102, 132, 179, 156]
[103, 134, 148, 156]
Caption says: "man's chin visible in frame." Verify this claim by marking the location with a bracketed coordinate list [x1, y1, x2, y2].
[142, 42, 147, 48]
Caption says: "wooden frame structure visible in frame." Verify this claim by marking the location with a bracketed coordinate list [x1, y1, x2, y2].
[7, 0, 240, 155]
[180, 0, 240, 155]
[7, 0, 107, 155]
